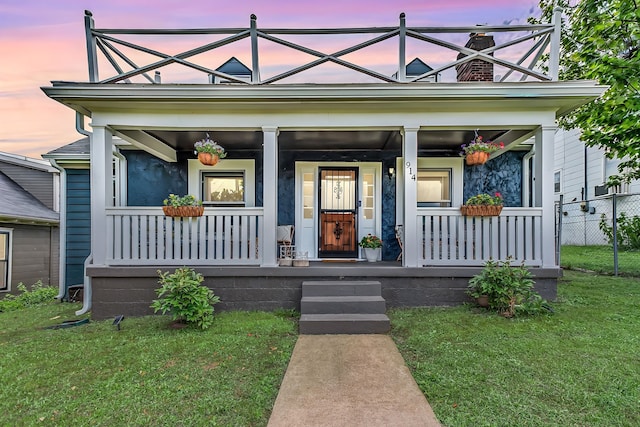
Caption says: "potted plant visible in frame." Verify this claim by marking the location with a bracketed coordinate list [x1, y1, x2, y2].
[162, 194, 204, 217]
[194, 134, 227, 166]
[359, 233, 382, 262]
[460, 192, 503, 216]
[151, 267, 220, 329]
[460, 135, 504, 165]
[466, 258, 551, 318]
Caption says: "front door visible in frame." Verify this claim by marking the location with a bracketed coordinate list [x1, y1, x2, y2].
[318, 168, 358, 258]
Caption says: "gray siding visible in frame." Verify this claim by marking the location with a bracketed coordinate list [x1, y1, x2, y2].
[65, 169, 91, 288]
[0, 162, 55, 210]
[2, 223, 59, 293]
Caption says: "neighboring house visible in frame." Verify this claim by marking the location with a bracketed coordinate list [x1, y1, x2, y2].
[41, 12, 605, 319]
[554, 128, 640, 245]
[0, 152, 59, 294]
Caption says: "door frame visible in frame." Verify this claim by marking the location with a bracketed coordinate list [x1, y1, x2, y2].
[295, 161, 382, 260]
[317, 166, 359, 258]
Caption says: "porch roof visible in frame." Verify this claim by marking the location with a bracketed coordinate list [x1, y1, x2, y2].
[43, 81, 605, 118]
[42, 80, 605, 156]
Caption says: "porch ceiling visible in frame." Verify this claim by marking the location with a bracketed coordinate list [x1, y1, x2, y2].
[122, 128, 533, 153]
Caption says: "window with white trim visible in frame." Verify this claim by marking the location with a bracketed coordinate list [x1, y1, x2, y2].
[417, 169, 451, 207]
[554, 170, 561, 193]
[0, 229, 11, 291]
[187, 159, 256, 207]
[202, 171, 245, 206]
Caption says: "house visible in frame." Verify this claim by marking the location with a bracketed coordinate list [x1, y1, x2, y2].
[41, 11, 605, 320]
[0, 152, 59, 294]
[554, 128, 640, 246]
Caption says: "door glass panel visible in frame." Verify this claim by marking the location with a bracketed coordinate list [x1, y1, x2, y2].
[362, 172, 375, 220]
[320, 170, 356, 210]
[303, 172, 314, 219]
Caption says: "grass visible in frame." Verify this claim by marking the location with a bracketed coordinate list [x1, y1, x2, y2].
[390, 270, 640, 427]
[0, 303, 297, 426]
[561, 245, 640, 276]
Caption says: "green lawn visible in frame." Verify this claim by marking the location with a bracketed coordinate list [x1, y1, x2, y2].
[0, 304, 297, 426]
[3, 267, 639, 426]
[390, 270, 640, 427]
[561, 245, 640, 276]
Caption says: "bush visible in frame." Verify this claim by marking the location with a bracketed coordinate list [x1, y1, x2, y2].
[151, 267, 220, 330]
[467, 258, 551, 317]
[0, 281, 58, 312]
[599, 212, 640, 250]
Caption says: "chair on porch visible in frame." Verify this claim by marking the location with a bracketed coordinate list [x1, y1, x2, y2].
[395, 225, 404, 261]
[277, 225, 295, 258]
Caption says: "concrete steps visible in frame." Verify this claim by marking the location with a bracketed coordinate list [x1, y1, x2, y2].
[299, 281, 390, 334]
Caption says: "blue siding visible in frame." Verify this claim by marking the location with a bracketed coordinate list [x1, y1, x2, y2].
[65, 169, 91, 289]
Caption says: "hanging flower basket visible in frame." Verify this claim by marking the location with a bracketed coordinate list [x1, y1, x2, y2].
[197, 152, 219, 166]
[465, 151, 490, 165]
[460, 205, 503, 216]
[162, 206, 205, 217]
[194, 134, 226, 166]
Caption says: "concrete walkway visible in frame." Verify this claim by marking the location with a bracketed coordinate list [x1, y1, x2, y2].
[268, 335, 441, 427]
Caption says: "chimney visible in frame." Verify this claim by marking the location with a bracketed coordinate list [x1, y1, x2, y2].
[456, 33, 495, 82]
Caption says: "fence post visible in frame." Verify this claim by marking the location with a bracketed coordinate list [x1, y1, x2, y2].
[84, 10, 98, 82]
[398, 13, 406, 82]
[250, 14, 260, 84]
[612, 193, 618, 276]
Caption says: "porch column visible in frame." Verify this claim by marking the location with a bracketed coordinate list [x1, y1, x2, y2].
[262, 126, 279, 266]
[89, 125, 114, 266]
[402, 126, 419, 267]
[535, 125, 557, 268]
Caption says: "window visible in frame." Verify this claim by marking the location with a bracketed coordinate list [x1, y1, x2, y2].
[554, 170, 561, 193]
[0, 229, 11, 291]
[202, 171, 245, 206]
[417, 169, 451, 207]
[188, 159, 255, 207]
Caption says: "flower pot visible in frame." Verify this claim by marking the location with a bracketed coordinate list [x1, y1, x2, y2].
[476, 295, 489, 308]
[198, 152, 219, 166]
[460, 205, 503, 216]
[363, 247, 380, 262]
[465, 151, 489, 165]
[162, 206, 205, 217]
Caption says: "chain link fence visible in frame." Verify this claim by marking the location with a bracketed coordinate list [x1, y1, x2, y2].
[556, 192, 640, 274]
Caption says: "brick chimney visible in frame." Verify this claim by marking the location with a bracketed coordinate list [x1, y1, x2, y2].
[456, 33, 495, 82]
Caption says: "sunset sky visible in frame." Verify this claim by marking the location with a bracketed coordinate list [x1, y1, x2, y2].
[0, 0, 541, 159]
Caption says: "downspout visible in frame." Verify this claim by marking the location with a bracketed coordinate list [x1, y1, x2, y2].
[48, 159, 67, 300]
[76, 112, 91, 137]
[75, 110, 93, 315]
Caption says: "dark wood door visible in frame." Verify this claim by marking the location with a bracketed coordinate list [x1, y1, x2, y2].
[318, 168, 358, 258]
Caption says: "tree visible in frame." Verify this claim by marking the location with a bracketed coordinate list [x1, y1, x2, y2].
[536, 0, 640, 185]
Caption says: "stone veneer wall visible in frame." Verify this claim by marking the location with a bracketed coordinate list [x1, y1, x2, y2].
[463, 151, 526, 206]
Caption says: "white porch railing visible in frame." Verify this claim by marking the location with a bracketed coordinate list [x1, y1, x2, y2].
[417, 207, 543, 266]
[106, 207, 263, 266]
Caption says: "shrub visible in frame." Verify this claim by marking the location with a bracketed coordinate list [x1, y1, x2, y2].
[467, 258, 551, 317]
[151, 267, 220, 330]
[0, 281, 58, 312]
[599, 212, 640, 250]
